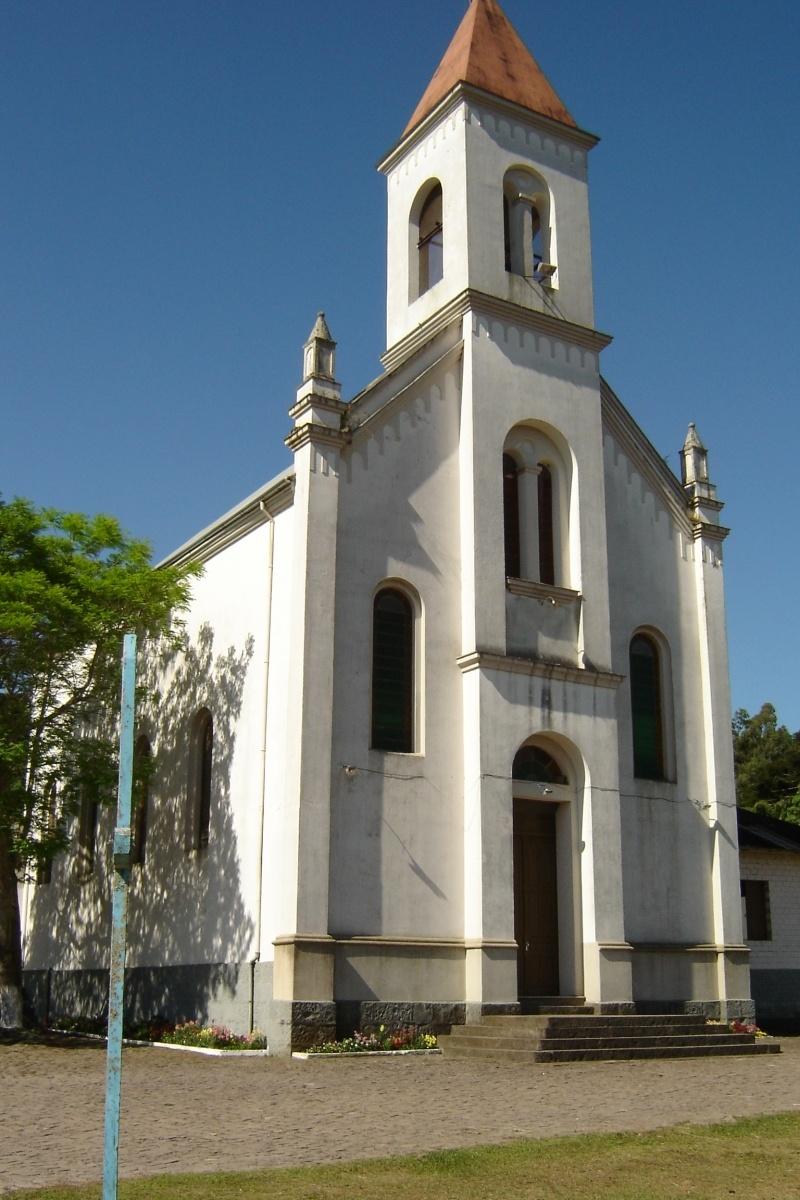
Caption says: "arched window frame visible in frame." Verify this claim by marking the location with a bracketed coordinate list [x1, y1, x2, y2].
[187, 708, 213, 852]
[409, 179, 444, 301]
[502, 167, 557, 287]
[502, 425, 571, 588]
[512, 743, 569, 786]
[628, 629, 675, 783]
[370, 582, 422, 754]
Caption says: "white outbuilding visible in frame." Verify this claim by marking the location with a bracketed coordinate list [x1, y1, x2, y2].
[22, 0, 753, 1053]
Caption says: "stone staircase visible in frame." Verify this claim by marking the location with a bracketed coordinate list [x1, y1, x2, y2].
[439, 1011, 780, 1064]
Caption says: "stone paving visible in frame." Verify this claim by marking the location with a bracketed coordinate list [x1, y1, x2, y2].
[2, 1036, 799, 1194]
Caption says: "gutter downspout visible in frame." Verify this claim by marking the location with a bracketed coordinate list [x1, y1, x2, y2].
[250, 507, 275, 1032]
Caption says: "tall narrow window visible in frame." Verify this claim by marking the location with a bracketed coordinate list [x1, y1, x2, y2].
[371, 589, 413, 752]
[37, 783, 58, 884]
[418, 184, 443, 294]
[503, 454, 521, 578]
[132, 734, 151, 867]
[537, 465, 555, 585]
[630, 635, 664, 780]
[189, 708, 213, 851]
[503, 194, 512, 272]
[76, 792, 100, 877]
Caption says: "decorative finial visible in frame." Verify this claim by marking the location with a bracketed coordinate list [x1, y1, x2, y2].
[302, 311, 337, 384]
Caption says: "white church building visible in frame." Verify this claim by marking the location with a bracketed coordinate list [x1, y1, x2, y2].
[22, 0, 753, 1053]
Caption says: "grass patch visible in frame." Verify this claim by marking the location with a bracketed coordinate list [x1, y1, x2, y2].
[10, 1113, 800, 1200]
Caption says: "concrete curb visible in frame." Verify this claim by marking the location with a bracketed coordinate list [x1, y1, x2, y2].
[292, 1048, 442, 1060]
[51, 1028, 270, 1057]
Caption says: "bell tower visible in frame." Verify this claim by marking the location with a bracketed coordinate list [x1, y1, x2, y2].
[378, 0, 601, 357]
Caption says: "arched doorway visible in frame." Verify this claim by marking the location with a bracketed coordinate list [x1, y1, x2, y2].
[512, 742, 574, 998]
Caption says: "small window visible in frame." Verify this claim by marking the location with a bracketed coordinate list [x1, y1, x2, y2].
[418, 184, 443, 294]
[630, 634, 665, 780]
[371, 589, 414, 752]
[132, 734, 151, 867]
[188, 709, 213, 851]
[503, 453, 521, 578]
[741, 879, 771, 941]
[513, 744, 568, 785]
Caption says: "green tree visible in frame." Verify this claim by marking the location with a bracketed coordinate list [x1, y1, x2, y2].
[732, 703, 800, 826]
[0, 497, 199, 1028]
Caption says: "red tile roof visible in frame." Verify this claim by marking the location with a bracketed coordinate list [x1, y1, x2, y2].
[404, 0, 576, 136]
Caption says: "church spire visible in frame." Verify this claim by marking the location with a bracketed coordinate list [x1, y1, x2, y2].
[404, 0, 576, 137]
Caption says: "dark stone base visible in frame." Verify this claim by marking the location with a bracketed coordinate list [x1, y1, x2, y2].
[336, 1001, 466, 1040]
[635, 998, 756, 1021]
[288, 1001, 337, 1051]
[750, 969, 800, 1029]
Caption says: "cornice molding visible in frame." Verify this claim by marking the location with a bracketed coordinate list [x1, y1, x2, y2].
[506, 577, 582, 607]
[457, 650, 623, 690]
[274, 934, 516, 951]
[159, 470, 295, 568]
[348, 340, 464, 435]
[382, 287, 611, 374]
[629, 942, 749, 955]
[690, 518, 731, 543]
[378, 83, 599, 174]
[287, 392, 349, 423]
[600, 378, 694, 538]
[284, 422, 349, 453]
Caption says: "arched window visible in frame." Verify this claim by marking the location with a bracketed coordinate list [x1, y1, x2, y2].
[418, 184, 443, 294]
[502, 427, 569, 588]
[189, 708, 213, 851]
[503, 453, 521, 578]
[371, 588, 414, 752]
[513, 744, 568, 785]
[503, 168, 555, 284]
[132, 734, 151, 867]
[630, 635, 665, 780]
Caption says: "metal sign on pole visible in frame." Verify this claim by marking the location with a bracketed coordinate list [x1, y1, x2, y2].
[102, 632, 137, 1200]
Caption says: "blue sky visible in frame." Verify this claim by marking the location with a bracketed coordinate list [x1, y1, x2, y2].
[3, 0, 799, 728]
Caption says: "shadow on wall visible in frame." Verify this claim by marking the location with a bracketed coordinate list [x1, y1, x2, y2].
[25, 622, 257, 1027]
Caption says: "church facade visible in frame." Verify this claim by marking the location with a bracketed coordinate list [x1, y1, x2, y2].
[21, 0, 753, 1053]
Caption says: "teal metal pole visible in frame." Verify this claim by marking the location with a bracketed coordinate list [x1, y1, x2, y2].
[102, 632, 137, 1200]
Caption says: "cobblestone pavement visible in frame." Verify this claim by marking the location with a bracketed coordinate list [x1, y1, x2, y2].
[2, 1038, 799, 1194]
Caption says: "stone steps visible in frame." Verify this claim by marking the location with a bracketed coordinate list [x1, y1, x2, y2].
[438, 1012, 780, 1064]
[520, 995, 594, 1015]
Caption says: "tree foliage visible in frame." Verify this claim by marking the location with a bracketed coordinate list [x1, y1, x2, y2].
[733, 703, 800, 826]
[0, 496, 199, 1024]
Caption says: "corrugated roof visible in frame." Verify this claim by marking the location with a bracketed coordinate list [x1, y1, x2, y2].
[738, 806, 800, 854]
[404, 0, 576, 136]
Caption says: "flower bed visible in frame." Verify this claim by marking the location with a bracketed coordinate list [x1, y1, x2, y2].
[303, 1024, 438, 1055]
[706, 1018, 768, 1039]
[51, 1016, 268, 1053]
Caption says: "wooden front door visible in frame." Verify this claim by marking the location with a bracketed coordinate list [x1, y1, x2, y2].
[513, 799, 559, 996]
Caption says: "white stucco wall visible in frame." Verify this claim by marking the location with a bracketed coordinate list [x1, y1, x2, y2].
[740, 850, 800, 969]
[23, 509, 294, 976]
